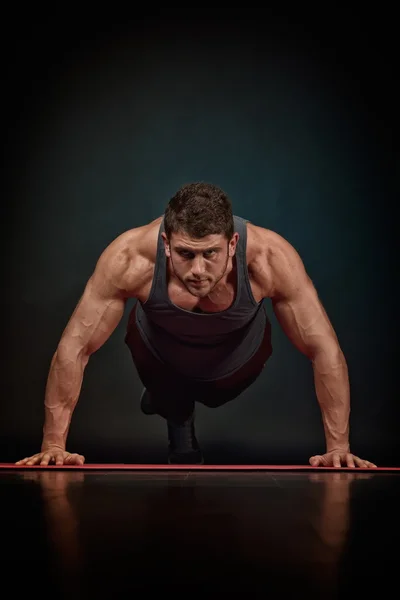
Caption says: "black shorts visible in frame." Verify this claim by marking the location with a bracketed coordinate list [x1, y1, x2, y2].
[125, 303, 273, 422]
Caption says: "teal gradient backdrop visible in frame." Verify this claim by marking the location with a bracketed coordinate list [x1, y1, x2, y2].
[2, 17, 397, 464]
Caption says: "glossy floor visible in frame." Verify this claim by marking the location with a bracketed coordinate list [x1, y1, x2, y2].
[2, 468, 398, 597]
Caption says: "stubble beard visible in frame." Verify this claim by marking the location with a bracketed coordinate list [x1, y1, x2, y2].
[170, 252, 230, 299]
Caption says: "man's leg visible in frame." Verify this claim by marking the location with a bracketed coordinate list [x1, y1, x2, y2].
[125, 303, 272, 463]
[125, 306, 203, 463]
[139, 384, 203, 464]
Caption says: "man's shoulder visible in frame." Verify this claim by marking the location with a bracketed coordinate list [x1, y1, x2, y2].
[245, 220, 290, 260]
[245, 220, 307, 298]
[105, 216, 162, 258]
[93, 216, 162, 296]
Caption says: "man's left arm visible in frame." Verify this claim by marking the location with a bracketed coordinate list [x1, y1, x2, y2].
[266, 236, 377, 468]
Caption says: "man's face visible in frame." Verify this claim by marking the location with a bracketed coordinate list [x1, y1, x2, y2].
[162, 230, 239, 298]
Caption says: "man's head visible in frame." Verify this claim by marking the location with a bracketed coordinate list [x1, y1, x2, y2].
[162, 182, 239, 298]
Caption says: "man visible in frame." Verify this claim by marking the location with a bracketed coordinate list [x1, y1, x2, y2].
[16, 182, 377, 468]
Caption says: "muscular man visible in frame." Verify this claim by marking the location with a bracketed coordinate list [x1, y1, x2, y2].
[16, 183, 377, 468]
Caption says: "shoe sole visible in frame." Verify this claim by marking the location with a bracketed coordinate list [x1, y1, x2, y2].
[168, 452, 204, 465]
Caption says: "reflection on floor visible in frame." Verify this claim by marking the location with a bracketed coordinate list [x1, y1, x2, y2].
[2, 469, 398, 597]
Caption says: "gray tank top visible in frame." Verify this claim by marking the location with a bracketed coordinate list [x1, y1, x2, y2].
[134, 215, 270, 381]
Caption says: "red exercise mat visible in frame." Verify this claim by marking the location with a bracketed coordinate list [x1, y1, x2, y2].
[0, 463, 399, 471]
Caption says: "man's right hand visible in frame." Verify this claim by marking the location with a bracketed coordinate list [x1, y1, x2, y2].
[15, 447, 85, 466]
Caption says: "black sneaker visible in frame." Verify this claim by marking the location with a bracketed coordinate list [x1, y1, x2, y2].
[167, 412, 204, 465]
[140, 388, 156, 415]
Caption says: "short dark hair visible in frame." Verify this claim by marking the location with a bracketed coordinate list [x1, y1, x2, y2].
[164, 182, 234, 240]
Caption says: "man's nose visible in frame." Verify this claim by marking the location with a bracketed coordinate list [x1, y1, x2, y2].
[191, 256, 206, 276]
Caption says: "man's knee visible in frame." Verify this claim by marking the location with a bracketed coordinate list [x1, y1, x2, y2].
[200, 369, 265, 409]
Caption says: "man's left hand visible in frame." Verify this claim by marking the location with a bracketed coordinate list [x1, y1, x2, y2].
[309, 451, 377, 468]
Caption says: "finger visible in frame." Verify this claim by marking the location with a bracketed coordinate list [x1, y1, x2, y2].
[309, 455, 322, 467]
[15, 457, 31, 465]
[68, 453, 83, 465]
[360, 459, 378, 469]
[78, 455, 85, 465]
[55, 453, 64, 465]
[26, 455, 41, 466]
[354, 456, 372, 468]
[40, 453, 52, 466]
[332, 453, 342, 468]
[62, 453, 73, 464]
[346, 454, 356, 468]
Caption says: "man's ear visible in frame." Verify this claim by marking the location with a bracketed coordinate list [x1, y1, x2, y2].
[229, 232, 239, 257]
[161, 232, 171, 257]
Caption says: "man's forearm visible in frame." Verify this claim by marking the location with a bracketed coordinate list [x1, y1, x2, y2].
[41, 350, 88, 451]
[311, 348, 350, 453]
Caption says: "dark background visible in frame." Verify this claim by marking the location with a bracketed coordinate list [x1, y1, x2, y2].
[1, 13, 398, 465]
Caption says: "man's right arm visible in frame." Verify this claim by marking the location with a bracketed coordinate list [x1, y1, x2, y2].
[16, 239, 132, 466]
